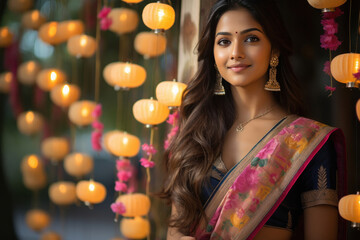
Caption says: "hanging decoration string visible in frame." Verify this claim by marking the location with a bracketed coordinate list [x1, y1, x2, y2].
[349, 0, 352, 52]
[95, 0, 102, 103]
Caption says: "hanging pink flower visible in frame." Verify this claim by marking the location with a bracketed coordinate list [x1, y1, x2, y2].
[142, 143, 157, 155]
[166, 111, 179, 125]
[140, 158, 155, 168]
[323, 7, 343, 19]
[320, 34, 342, 51]
[353, 70, 360, 80]
[116, 159, 131, 171]
[321, 19, 338, 35]
[111, 202, 126, 215]
[92, 120, 104, 131]
[325, 85, 336, 92]
[115, 181, 128, 192]
[323, 61, 331, 76]
[117, 171, 132, 182]
[92, 104, 102, 118]
[100, 18, 112, 30]
[97, 7, 111, 19]
[91, 131, 102, 151]
[164, 139, 170, 150]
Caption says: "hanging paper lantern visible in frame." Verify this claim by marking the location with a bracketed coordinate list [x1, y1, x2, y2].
[40, 231, 62, 240]
[156, 80, 187, 107]
[8, 0, 33, 13]
[108, 8, 139, 34]
[120, 217, 150, 239]
[0, 72, 13, 93]
[22, 10, 46, 30]
[17, 61, 42, 85]
[0, 27, 14, 48]
[23, 171, 47, 190]
[104, 131, 140, 157]
[50, 83, 80, 108]
[116, 193, 150, 217]
[307, 0, 346, 11]
[36, 68, 67, 91]
[21, 154, 47, 190]
[76, 180, 107, 204]
[67, 35, 97, 58]
[142, 2, 175, 32]
[122, 0, 143, 3]
[339, 193, 360, 223]
[133, 98, 169, 126]
[17, 111, 44, 136]
[25, 209, 51, 232]
[41, 137, 70, 162]
[103, 62, 146, 89]
[356, 99, 360, 122]
[64, 152, 94, 178]
[49, 181, 77, 205]
[38, 22, 63, 45]
[68, 100, 96, 126]
[134, 32, 167, 58]
[58, 20, 85, 41]
[331, 53, 360, 88]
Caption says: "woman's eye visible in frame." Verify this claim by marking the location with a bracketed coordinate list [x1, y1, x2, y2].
[245, 35, 259, 43]
[217, 39, 231, 46]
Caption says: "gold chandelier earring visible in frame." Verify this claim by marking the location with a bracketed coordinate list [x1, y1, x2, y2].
[264, 55, 281, 91]
[214, 64, 225, 95]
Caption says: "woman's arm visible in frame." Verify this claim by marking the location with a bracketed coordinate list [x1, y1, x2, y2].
[167, 204, 196, 240]
[304, 205, 338, 240]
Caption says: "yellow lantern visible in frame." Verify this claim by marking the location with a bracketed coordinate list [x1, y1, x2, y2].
[50, 83, 81, 108]
[156, 80, 187, 107]
[356, 99, 360, 122]
[8, 0, 33, 13]
[339, 193, 360, 223]
[331, 53, 360, 88]
[17, 61, 42, 85]
[49, 181, 77, 205]
[0, 27, 14, 48]
[122, 0, 143, 3]
[38, 22, 63, 45]
[142, 2, 175, 32]
[104, 131, 140, 157]
[21, 154, 47, 190]
[68, 100, 96, 126]
[25, 209, 51, 232]
[0, 72, 13, 93]
[67, 35, 97, 58]
[22, 10, 46, 30]
[108, 8, 139, 34]
[58, 20, 85, 41]
[41, 137, 70, 162]
[134, 31, 167, 58]
[64, 152, 94, 177]
[133, 98, 169, 126]
[17, 111, 44, 136]
[103, 62, 146, 89]
[120, 217, 150, 239]
[116, 193, 150, 217]
[23, 172, 47, 190]
[76, 180, 107, 204]
[40, 231, 62, 240]
[36, 68, 67, 91]
[307, 0, 346, 11]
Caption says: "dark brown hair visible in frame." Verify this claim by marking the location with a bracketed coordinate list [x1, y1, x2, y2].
[161, 0, 304, 235]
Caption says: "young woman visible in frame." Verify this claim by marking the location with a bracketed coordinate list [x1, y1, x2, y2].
[161, 0, 346, 239]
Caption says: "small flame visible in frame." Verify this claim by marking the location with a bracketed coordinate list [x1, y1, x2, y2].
[81, 107, 89, 117]
[124, 66, 131, 74]
[28, 155, 39, 169]
[122, 136, 129, 145]
[62, 84, 70, 97]
[171, 85, 179, 95]
[59, 184, 66, 193]
[4, 73, 12, 83]
[149, 103, 155, 112]
[31, 11, 40, 21]
[0, 28, 8, 37]
[75, 154, 83, 165]
[48, 23, 57, 37]
[89, 183, 95, 191]
[27, 62, 35, 71]
[50, 71, 57, 82]
[80, 36, 87, 47]
[25, 111, 34, 123]
[158, 9, 165, 20]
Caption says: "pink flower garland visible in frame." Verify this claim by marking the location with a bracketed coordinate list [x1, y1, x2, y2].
[140, 143, 156, 168]
[97, 6, 112, 30]
[164, 111, 179, 150]
[91, 104, 103, 151]
[353, 70, 360, 80]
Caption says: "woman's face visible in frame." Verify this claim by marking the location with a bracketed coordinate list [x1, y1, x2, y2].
[213, 7, 273, 89]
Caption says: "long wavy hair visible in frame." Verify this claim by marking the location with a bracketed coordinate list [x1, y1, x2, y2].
[161, 0, 304, 235]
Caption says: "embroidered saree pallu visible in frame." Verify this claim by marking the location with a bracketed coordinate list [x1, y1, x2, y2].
[196, 115, 346, 240]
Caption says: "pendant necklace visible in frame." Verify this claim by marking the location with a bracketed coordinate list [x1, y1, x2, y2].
[235, 107, 274, 132]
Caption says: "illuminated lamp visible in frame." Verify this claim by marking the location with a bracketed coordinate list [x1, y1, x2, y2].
[120, 217, 150, 239]
[142, 2, 175, 32]
[122, 0, 143, 3]
[0, 27, 13, 47]
[76, 180, 107, 205]
[103, 62, 146, 89]
[49, 181, 77, 205]
[132, 98, 169, 126]
[307, 0, 346, 12]
[134, 32, 166, 58]
[0, 72, 13, 93]
[156, 80, 187, 107]
[116, 193, 150, 217]
[64, 153, 94, 178]
[339, 193, 360, 223]
[105, 131, 140, 157]
[22, 10, 46, 30]
[108, 8, 139, 34]
[38, 22, 63, 45]
[8, 0, 33, 13]
[41, 137, 70, 162]
[17, 61, 42, 85]
[40, 231, 62, 240]
[356, 99, 360, 121]
[331, 53, 360, 88]
[21, 154, 44, 175]
[25, 209, 51, 232]
[68, 100, 96, 126]
[17, 111, 44, 136]
[67, 34, 96, 58]
[50, 83, 80, 108]
[58, 20, 85, 41]
[36, 68, 67, 91]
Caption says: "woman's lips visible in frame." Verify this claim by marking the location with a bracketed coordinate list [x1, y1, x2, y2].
[227, 64, 250, 73]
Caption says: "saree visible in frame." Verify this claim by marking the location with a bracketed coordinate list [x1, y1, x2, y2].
[195, 115, 346, 240]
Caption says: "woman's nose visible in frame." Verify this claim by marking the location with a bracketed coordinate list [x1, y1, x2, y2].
[230, 41, 244, 60]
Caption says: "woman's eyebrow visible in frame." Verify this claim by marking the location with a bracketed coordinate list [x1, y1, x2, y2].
[215, 27, 263, 37]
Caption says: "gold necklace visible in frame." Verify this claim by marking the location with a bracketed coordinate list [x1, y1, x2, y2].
[235, 107, 274, 132]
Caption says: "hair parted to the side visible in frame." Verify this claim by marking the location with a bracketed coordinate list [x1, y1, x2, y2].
[160, 0, 304, 235]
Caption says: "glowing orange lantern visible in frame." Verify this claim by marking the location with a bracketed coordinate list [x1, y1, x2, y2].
[67, 35, 96, 58]
[38, 22, 63, 45]
[307, 0, 346, 11]
[103, 62, 146, 89]
[40, 231, 62, 240]
[0, 72, 13, 93]
[116, 193, 150, 217]
[0, 27, 14, 47]
[50, 83, 80, 108]
[133, 98, 169, 126]
[122, 0, 143, 3]
[17, 111, 44, 136]
[36, 68, 67, 91]
[64, 152, 94, 178]
[156, 80, 187, 107]
[108, 8, 139, 34]
[25, 209, 51, 232]
[58, 20, 85, 41]
[8, 0, 33, 13]
[356, 99, 360, 121]
[21, 154, 47, 190]
[23, 172, 47, 190]
[105, 131, 140, 157]
[134, 32, 167, 58]
[49, 181, 77, 205]
[339, 193, 360, 223]
[68, 100, 96, 126]
[120, 217, 150, 239]
[142, 2, 175, 32]
[17, 61, 42, 85]
[76, 180, 107, 204]
[41, 137, 70, 162]
[22, 10, 46, 30]
[331, 53, 360, 88]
